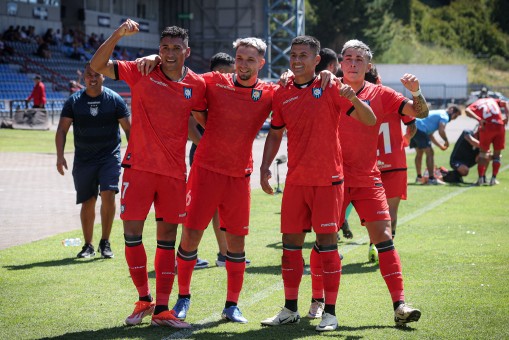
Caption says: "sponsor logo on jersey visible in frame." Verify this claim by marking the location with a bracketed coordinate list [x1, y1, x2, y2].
[377, 160, 391, 169]
[149, 76, 168, 87]
[179, 212, 187, 218]
[321, 222, 337, 227]
[376, 210, 389, 215]
[184, 87, 192, 99]
[312, 87, 322, 99]
[252, 89, 262, 101]
[121, 204, 125, 213]
[216, 83, 235, 91]
[283, 96, 299, 105]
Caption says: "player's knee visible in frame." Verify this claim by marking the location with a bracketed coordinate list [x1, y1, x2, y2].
[457, 165, 469, 176]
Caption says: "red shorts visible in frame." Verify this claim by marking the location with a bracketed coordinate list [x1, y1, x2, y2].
[120, 168, 186, 223]
[341, 185, 390, 226]
[281, 183, 343, 234]
[479, 124, 505, 151]
[185, 165, 250, 236]
[380, 170, 407, 200]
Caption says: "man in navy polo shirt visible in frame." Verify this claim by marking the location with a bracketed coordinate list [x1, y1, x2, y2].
[56, 62, 131, 258]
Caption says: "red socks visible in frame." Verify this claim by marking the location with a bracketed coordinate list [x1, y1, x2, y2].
[282, 246, 304, 300]
[377, 241, 405, 303]
[125, 243, 150, 297]
[225, 252, 246, 303]
[154, 241, 176, 306]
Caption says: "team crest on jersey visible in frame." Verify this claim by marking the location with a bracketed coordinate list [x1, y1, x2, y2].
[183, 87, 192, 99]
[89, 105, 99, 116]
[312, 87, 322, 99]
[252, 89, 262, 101]
[362, 99, 371, 106]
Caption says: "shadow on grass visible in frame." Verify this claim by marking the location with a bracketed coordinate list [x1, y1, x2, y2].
[3, 256, 110, 270]
[37, 310, 418, 340]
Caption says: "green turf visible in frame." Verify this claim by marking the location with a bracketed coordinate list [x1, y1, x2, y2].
[0, 134, 508, 339]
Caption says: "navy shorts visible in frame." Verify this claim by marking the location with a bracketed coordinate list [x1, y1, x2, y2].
[409, 129, 431, 149]
[72, 155, 121, 204]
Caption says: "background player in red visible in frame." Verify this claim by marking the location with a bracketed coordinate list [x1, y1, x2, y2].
[337, 39, 427, 327]
[465, 87, 508, 185]
[259, 35, 375, 332]
[91, 19, 206, 329]
[370, 67, 417, 243]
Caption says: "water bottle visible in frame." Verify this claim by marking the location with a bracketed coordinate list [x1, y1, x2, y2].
[62, 238, 82, 246]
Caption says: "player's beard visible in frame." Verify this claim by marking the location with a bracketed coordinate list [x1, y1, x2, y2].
[238, 70, 253, 81]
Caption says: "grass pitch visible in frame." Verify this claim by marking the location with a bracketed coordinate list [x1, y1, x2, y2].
[0, 130, 508, 339]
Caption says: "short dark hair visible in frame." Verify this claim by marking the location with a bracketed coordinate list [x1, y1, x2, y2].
[160, 26, 189, 45]
[209, 52, 235, 71]
[448, 105, 461, 115]
[364, 65, 380, 84]
[315, 48, 338, 73]
[291, 35, 320, 56]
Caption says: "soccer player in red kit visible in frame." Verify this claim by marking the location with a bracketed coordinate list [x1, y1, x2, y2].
[465, 88, 508, 185]
[366, 67, 417, 242]
[337, 39, 428, 327]
[171, 37, 277, 324]
[90, 19, 206, 329]
[259, 35, 375, 332]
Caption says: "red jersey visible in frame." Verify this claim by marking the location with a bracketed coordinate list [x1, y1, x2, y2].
[271, 77, 352, 186]
[193, 72, 276, 177]
[115, 61, 207, 180]
[377, 113, 415, 173]
[467, 98, 505, 125]
[28, 82, 47, 106]
[339, 81, 408, 187]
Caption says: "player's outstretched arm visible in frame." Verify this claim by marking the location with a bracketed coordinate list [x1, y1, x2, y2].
[90, 18, 139, 79]
[400, 73, 429, 119]
[188, 115, 201, 145]
[260, 128, 285, 195]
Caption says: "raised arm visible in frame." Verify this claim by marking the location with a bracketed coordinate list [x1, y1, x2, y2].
[90, 19, 140, 79]
[260, 127, 285, 195]
[400, 73, 429, 119]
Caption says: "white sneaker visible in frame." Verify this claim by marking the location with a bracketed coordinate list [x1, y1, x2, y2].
[490, 177, 499, 186]
[316, 312, 338, 332]
[394, 303, 421, 326]
[261, 307, 300, 326]
[427, 177, 445, 185]
[307, 300, 325, 319]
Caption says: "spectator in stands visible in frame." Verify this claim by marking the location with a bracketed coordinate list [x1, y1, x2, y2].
[43, 28, 56, 45]
[26, 74, 47, 108]
[54, 28, 62, 46]
[135, 48, 145, 59]
[121, 47, 131, 61]
[27, 26, 37, 43]
[63, 28, 74, 46]
[88, 32, 99, 50]
[3, 26, 15, 41]
[36, 36, 51, 59]
[0, 33, 14, 59]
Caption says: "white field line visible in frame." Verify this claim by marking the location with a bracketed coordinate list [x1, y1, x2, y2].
[165, 164, 508, 339]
